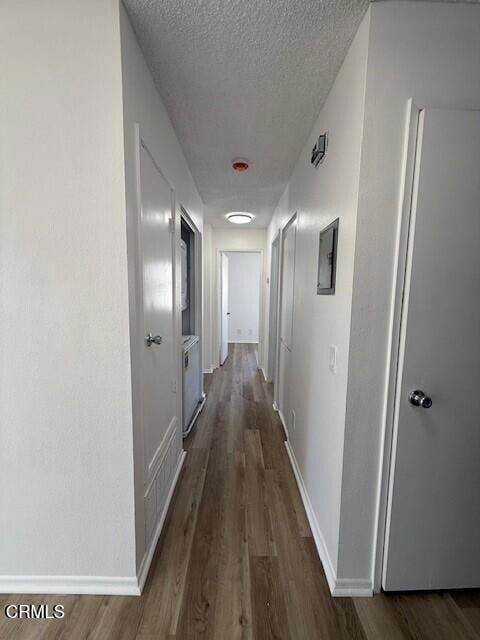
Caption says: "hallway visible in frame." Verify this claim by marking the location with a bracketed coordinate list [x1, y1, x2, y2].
[139, 342, 343, 638]
[2, 344, 480, 639]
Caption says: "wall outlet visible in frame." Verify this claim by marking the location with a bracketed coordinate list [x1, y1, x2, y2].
[329, 345, 338, 374]
[291, 409, 296, 431]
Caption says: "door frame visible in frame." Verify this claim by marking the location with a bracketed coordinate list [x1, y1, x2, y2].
[134, 123, 179, 487]
[272, 228, 284, 412]
[372, 99, 423, 592]
[274, 212, 297, 416]
[219, 251, 229, 365]
[267, 232, 281, 383]
[214, 248, 265, 369]
[179, 206, 204, 420]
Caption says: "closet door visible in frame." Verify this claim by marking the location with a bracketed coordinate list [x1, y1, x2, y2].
[383, 108, 480, 590]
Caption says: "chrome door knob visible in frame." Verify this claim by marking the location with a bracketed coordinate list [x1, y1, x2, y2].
[145, 333, 162, 347]
[409, 389, 432, 409]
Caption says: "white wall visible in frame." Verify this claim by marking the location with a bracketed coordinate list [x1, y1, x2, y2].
[339, 0, 480, 586]
[0, 0, 136, 584]
[204, 228, 266, 370]
[120, 4, 204, 571]
[227, 252, 261, 343]
[264, 1, 480, 593]
[264, 11, 370, 583]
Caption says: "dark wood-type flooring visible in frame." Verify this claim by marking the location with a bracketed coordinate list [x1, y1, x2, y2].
[2, 343, 480, 639]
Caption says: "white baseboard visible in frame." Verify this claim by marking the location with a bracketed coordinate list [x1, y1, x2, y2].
[332, 579, 373, 597]
[1, 440, 372, 599]
[272, 401, 278, 412]
[0, 575, 140, 596]
[260, 367, 268, 382]
[137, 450, 187, 593]
[183, 394, 206, 438]
[203, 368, 214, 374]
[228, 340, 259, 344]
[284, 441, 373, 598]
[0, 451, 188, 597]
[277, 408, 289, 438]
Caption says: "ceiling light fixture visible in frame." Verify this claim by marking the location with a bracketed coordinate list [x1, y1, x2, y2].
[226, 212, 255, 225]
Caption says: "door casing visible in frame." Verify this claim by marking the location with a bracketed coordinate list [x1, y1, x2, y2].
[214, 248, 265, 369]
[220, 252, 229, 365]
[267, 232, 281, 384]
[275, 212, 297, 424]
[179, 206, 204, 415]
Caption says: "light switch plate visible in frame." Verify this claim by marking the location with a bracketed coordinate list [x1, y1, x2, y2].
[329, 345, 338, 374]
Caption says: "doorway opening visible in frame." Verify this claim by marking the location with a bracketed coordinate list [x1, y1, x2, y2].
[180, 208, 205, 437]
[218, 250, 263, 367]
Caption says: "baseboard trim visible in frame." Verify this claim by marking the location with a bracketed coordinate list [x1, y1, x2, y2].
[0, 575, 140, 596]
[183, 394, 206, 438]
[284, 441, 337, 594]
[332, 579, 373, 597]
[0, 450, 188, 596]
[277, 408, 289, 439]
[260, 367, 269, 382]
[227, 340, 259, 344]
[284, 441, 373, 598]
[137, 450, 186, 594]
[203, 368, 214, 374]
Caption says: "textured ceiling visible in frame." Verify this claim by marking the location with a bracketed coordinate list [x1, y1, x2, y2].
[122, 0, 475, 228]
[123, 0, 370, 227]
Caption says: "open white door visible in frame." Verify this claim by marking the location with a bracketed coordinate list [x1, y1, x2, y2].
[383, 108, 480, 590]
[220, 252, 229, 365]
[277, 214, 296, 421]
[268, 234, 280, 383]
[138, 139, 177, 489]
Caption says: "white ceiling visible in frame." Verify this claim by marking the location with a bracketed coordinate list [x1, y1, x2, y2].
[122, 0, 472, 229]
[123, 0, 370, 227]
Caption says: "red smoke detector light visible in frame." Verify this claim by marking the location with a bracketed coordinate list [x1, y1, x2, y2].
[232, 158, 249, 172]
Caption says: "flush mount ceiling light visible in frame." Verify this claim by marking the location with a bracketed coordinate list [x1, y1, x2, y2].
[225, 212, 255, 225]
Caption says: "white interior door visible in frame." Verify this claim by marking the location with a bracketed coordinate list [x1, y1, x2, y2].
[220, 252, 229, 365]
[383, 108, 480, 591]
[268, 235, 280, 383]
[139, 142, 176, 479]
[279, 215, 296, 352]
[277, 214, 297, 419]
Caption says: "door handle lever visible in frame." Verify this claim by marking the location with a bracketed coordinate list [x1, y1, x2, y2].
[145, 333, 162, 347]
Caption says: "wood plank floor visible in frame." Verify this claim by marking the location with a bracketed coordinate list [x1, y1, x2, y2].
[3, 343, 480, 639]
